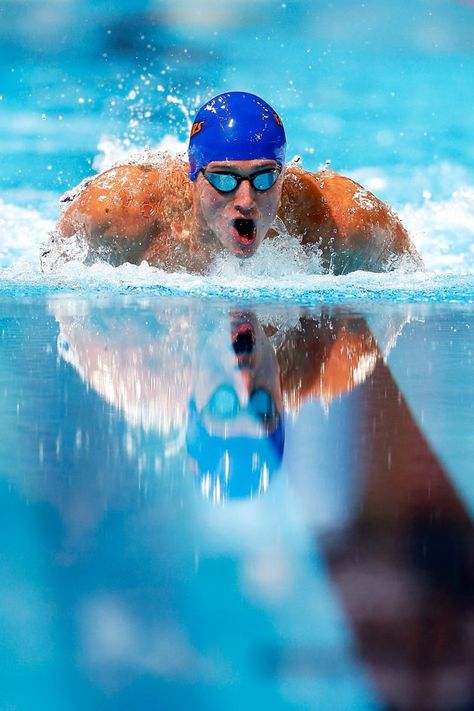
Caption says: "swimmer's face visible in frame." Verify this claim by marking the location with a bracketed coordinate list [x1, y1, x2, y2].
[193, 311, 283, 436]
[193, 159, 283, 257]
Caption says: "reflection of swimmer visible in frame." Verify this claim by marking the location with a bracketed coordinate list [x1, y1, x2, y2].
[187, 313, 285, 500]
[51, 302, 393, 502]
[43, 92, 422, 274]
[275, 311, 380, 409]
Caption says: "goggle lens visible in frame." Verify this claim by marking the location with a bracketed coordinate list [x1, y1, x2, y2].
[252, 171, 278, 191]
[205, 385, 278, 424]
[207, 385, 240, 418]
[249, 388, 277, 421]
[206, 173, 239, 192]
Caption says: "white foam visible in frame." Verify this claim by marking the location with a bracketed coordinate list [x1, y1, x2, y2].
[92, 134, 187, 174]
[2, 151, 474, 295]
[1, 252, 473, 307]
[400, 186, 474, 274]
[0, 198, 54, 270]
[210, 231, 324, 280]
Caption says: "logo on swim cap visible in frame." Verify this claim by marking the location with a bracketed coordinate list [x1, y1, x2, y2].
[190, 120, 205, 137]
[188, 91, 286, 181]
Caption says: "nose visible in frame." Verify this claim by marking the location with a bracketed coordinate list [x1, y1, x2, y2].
[234, 179, 256, 213]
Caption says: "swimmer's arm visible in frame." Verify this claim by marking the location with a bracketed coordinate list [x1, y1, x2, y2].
[281, 168, 423, 273]
[57, 164, 164, 263]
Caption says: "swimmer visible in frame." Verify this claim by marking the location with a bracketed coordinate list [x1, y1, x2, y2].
[44, 91, 422, 274]
[52, 300, 383, 500]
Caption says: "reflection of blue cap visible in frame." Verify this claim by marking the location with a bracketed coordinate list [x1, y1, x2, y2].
[186, 400, 284, 500]
[188, 91, 287, 181]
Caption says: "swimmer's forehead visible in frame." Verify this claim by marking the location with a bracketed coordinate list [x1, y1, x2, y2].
[205, 159, 279, 173]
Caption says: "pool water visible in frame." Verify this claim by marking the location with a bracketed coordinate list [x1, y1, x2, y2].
[0, 1, 473, 709]
[1, 296, 473, 710]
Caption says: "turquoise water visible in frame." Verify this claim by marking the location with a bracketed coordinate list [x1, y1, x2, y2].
[1, 1, 473, 709]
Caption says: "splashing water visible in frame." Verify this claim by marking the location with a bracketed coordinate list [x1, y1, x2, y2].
[92, 133, 186, 174]
[400, 187, 474, 275]
[1, 131, 473, 304]
[0, 62, 474, 303]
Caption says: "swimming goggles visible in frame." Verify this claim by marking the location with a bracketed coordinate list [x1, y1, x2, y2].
[203, 384, 279, 426]
[201, 168, 280, 193]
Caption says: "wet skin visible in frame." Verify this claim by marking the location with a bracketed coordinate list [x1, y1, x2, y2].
[51, 157, 423, 274]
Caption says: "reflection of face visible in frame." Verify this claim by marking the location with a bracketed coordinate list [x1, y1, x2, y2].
[193, 159, 283, 257]
[193, 312, 283, 437]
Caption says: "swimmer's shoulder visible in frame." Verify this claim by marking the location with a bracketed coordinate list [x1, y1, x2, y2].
[280, 166, 422, 272]
[58, 157, 191, 238]
[281, 166, 389, 223]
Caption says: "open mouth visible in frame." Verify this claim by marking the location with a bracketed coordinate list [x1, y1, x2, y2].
[231, 321, 256, 368]
[232, 218, 257, 245]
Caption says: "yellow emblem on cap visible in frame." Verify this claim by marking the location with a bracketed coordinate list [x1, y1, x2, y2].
[190, 120, 205, 137]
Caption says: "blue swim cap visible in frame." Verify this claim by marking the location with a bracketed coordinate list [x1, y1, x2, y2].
[188, 91, 286, 181]
[186, 399, 284, 500]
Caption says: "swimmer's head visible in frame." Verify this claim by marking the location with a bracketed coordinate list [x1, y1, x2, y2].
[189, 92, 286, 257]
[188, 91, 286, 180]
[187, 310, 285, 499]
